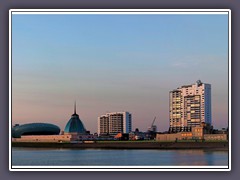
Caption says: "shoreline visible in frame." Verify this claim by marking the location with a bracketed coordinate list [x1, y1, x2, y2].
[12, 141, 229, 151]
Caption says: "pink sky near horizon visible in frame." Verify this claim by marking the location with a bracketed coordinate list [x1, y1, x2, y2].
[11, 13, 229, 133]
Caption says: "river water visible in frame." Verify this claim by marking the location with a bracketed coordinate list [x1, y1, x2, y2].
[12, 147, 228, 166]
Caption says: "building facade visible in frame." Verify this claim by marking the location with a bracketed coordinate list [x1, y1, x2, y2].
[98, 112, 132, 136]
[169, 80, 212, 133]
[12, 134, 98, 143]
[156, 126, 227, 142]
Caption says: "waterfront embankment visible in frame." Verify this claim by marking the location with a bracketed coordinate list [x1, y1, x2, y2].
[12, 141, 228, 150]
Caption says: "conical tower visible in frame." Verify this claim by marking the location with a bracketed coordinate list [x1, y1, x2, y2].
[64, 102, 86, 134]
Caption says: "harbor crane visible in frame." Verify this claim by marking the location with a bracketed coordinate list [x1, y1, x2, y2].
[151, 117, 156, 129]
[148, 116, 157, 132]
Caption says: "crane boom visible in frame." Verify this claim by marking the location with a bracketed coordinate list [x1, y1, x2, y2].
[151, 117, 156, 127]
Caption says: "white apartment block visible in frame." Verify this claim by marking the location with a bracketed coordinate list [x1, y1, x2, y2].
[169, 80, 211, 133]
[98, 112, 132, 136]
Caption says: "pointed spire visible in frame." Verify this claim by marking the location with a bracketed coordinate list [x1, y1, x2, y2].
[74, 101, 76, 114]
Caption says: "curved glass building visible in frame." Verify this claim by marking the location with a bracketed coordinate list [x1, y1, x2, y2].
[64, 102, 86, 134]
[12, 123, 60, 138]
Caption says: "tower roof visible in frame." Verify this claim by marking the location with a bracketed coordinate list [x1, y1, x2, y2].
[64, 102, 86, 134]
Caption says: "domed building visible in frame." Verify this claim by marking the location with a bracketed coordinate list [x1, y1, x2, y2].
[11, 103, 96, 143]
[12, 123, 60, 138]
[64, 102, 86, 134]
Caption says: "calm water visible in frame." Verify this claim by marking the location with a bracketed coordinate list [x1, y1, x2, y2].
[12, 147, 228, 166]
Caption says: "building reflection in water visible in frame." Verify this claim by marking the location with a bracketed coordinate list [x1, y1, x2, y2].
[169, 150, 227, 166]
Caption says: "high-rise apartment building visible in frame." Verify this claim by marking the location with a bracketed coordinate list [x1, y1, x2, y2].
[169, 80, 211, 133]
[98, 112, 132, 136]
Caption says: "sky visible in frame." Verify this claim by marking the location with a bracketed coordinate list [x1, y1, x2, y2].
[11, 13, 229, 133]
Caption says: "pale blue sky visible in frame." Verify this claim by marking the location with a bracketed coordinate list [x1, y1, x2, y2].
[12, 14, 229, 133]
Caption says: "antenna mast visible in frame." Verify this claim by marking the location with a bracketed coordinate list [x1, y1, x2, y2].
[74, 101, 76, 114]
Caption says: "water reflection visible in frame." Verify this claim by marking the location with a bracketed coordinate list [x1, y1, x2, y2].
[169, 150, 227, 165]
[12, 148, 228, 166]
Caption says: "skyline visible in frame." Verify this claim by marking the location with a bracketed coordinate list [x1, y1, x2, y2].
[12, 12, 229, 133]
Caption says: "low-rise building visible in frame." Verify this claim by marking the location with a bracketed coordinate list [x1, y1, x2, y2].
[114, 133, 129, 141]
[204, 134, 227, 141]
[156, 126, 227, 142]
[12, 133, 98, 143]
[12, 135, 72, 143]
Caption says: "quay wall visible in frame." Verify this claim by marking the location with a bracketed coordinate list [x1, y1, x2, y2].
[12, 141, 228, 150]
